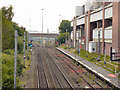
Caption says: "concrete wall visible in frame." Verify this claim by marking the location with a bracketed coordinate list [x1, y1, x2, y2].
[105, 43, 112, 56]
[74, 3, 112, 26]
[71, 2, 120, 56]
[112, 2, 120, 51]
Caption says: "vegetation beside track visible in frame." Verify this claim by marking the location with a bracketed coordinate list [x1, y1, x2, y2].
[60, 44, 120, 76]
[2, 49, 31, 88]
[1, 5, 31, 88]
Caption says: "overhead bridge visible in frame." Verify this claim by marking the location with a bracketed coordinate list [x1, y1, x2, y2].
[29, 33, 59, 39]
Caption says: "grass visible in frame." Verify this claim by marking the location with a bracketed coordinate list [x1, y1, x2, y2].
[19, 81, 26, 85]
[22, 59, 31, 73]
[18, 48, 32, 87]
[60, 45, 120, 75]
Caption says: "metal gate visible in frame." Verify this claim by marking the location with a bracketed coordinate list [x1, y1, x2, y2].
[110, 47, 120, 61]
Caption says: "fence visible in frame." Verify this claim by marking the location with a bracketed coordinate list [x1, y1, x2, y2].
[110, 47, 120, 61]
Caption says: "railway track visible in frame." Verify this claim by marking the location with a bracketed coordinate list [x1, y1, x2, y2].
[33, 44, 111, 89]
[45, 45, 111, 89]
[34, 44, 74, 89]
[34, 44, 50, 89]
[41, 45, 74, 89]
[53, 50, 104, 88]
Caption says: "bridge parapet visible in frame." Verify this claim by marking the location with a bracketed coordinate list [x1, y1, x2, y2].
[29, 33, 59, 39]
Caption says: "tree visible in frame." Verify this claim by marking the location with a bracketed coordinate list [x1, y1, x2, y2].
[59, 20, 72, 33]
[1, 5, 27, 51]
[2, 16, 15, 51]
[57, 32, 69, 44]
[1, 5, 27, 88]
[2, 5, 14, 21]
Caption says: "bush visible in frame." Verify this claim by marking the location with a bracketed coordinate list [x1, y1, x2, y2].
[64, 47, 67, 49]
[2, 53, 14, 88]
[17, 57, 24, 76]
[3, 50, 11, 55]
[2, 51, 24, 88]
[17, 37, 23, 54]
[3, 49, 14, 55]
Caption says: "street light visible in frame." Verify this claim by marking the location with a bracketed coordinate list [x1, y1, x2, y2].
[59, 14, 61, 23]
[41, 9, 44, 43]
[41, 9, 44, 33]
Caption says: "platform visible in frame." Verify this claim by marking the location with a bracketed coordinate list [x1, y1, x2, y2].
[56, 47, 120, 88]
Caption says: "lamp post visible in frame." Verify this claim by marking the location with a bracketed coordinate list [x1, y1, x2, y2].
[59, 14, 61, 23]
[41, 9, 44, 33]
[41, 9, 44, 43]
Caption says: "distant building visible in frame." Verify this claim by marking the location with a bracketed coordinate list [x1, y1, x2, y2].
[71, 2, 120, 56]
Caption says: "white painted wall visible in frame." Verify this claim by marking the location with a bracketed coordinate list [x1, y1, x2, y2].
[71, 31, 73, 40]
[105, 6, 112, 19]
[77, 17, 85, 25]
[72, 5, 112, 26]
[93, 26, 112, 43]
[90, 10, 103, 22]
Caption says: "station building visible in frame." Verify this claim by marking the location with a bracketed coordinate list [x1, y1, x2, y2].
[71, 1, 120, 56]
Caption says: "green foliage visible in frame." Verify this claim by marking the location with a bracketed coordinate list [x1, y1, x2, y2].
[2, 51, 24, 88]
[2, 5, 14, 21]
[1, 5, 27, 51]
[1, 5, 28, 89]
[17, 57, 24, 76]
[3, 49, 14, 55]
[17, 37, 24, 54]
[57, 33, 69, 44]
[2, 53, 14, 88]
[68, 48, 119, 74]
[58, 20, 71, 45]
[2, 5, 15, 51]
[59, 20, 72, 33]
[2, 16, 15, 51]
[57, 33, 66, 44]
[12, 22, 25, 37]
[64, 47, 67, 49]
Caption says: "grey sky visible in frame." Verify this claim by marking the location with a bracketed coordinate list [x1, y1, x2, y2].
[0, 0, 85, 33]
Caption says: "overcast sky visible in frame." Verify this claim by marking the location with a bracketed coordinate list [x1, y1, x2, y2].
[0, 0, 85, 33]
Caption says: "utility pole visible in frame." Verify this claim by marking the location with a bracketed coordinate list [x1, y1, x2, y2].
[14, 30, 17, 88]
[23, 29, 26, 67]
[27, 33, 29, 59]
[97, 30, 101, 61]
[66, 29, 67, 47]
